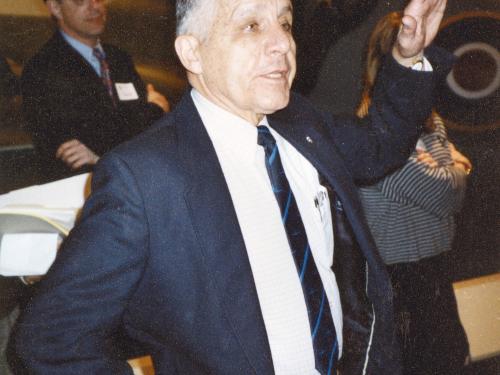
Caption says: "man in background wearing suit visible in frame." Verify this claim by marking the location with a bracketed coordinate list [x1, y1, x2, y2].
[12, 0, 450, 374]
[22, 0, 169, 181]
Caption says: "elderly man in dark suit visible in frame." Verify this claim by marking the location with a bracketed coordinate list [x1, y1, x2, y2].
[12, 0, 449, 374]
[22, 0, 169, 181]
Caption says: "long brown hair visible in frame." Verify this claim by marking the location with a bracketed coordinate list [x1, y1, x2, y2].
[356, 12, 402, 118]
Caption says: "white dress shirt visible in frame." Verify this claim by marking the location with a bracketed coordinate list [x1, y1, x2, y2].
[191, 89, 343, 375]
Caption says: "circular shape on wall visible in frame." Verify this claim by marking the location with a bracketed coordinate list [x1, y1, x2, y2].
[434, 12, 499, 131]
[447, 42, 500, 100]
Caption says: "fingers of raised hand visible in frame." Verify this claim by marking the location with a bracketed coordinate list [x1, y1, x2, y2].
[416, 151, 438, 168]
[397, 15, 423, 56]
[399, 0, 447, 53]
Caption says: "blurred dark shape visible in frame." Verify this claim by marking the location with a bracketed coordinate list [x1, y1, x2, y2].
[293, 0, 378, 95]
[0, 57, 19, 98]
[0, 57, 21, 131]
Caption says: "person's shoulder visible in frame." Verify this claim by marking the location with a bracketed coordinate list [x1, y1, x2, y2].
[101, 42, 125, 54]
[111, 112, 178, 162]
[424, 45, 456, 75]
[22, 33, 63, 76]
[35, 32, 65, 58]
[271, 91, 324, 124]
[287, 91, 320, 114]
[102, 42, 132, 62]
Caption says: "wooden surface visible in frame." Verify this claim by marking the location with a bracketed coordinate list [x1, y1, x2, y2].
[454, 272, 500, 361]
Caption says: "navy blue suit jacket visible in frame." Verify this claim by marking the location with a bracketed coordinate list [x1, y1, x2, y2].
[12, 50, 451, 374]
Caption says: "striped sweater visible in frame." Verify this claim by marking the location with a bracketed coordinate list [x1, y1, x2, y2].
[358, 115, 468, 264]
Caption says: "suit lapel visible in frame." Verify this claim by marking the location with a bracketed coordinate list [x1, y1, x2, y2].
[175, 94, 274, 374]
[53, 32, 113, 105]
[269, 106, 390, 287]
[269, 108, 367, 240]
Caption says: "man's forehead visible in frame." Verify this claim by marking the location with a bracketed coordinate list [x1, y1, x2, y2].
[219, 0, 293, 17]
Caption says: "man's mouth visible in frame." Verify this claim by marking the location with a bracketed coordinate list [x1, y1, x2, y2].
[262, 69, 288, 80]
[86, 13, 104, 22]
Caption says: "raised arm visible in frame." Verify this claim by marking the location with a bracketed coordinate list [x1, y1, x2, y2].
[324, 0, 451, 183]
[392, 0, 447, 66]
[323, 45, 453, 184]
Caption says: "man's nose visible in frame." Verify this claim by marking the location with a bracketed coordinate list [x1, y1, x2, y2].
[266, 24, 292, 55]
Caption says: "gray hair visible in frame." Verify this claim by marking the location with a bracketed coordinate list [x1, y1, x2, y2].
[176, 0, 218, 41]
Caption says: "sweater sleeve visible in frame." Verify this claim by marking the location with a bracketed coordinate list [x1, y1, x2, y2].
[379, 142, 468, 218]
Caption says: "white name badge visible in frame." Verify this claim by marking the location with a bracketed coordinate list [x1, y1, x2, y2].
[115, 82, 139, 101]
[314, 187, 329, 223]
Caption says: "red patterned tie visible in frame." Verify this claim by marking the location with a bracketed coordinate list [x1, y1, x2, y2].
[93, 48, 115, 105]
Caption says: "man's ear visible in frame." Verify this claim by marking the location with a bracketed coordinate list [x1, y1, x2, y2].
[46, 0, 62, 21]
[175, 35, 203, 75]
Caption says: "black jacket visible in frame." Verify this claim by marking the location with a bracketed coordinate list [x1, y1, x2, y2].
[21, 31, 163, 180]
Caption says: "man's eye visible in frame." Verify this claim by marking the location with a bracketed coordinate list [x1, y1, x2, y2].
[244, 23, 259, 32]
[281, 22, 292, 32]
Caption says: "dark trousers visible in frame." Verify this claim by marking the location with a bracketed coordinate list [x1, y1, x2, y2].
[1, 307, 19, 375]
[388, 253, 469, 375]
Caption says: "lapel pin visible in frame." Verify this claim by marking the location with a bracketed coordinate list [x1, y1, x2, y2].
[306, 136, 313, 144]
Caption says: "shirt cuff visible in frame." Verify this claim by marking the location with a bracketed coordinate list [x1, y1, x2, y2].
[412, 56, 433, 72]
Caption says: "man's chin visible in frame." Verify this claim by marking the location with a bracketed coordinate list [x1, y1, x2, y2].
[258, 92, 290, 114]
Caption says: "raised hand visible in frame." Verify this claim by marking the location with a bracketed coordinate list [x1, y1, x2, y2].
[416, 149, 438, 168]
[393, 0, 447, 65]
[449, 143, 472, 174]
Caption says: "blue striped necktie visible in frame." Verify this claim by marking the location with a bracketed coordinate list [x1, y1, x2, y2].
[257, 126, 338, 374]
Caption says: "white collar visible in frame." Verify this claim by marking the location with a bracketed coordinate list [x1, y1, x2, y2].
[191, 88, 271, 163]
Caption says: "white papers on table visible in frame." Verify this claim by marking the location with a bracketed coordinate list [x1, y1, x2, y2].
[0, 206, 78, 232]
[0, 173, 91, 277]
[0, 173, 90, 209]
[0, 233, 60, 276]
